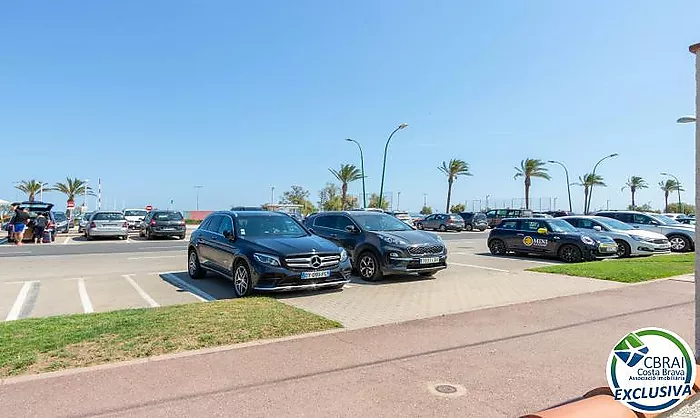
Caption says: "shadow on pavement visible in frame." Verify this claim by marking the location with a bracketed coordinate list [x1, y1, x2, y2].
[474, 251, 564, 264]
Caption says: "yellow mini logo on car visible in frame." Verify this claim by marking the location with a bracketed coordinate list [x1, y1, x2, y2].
[523, 236, 534, 246]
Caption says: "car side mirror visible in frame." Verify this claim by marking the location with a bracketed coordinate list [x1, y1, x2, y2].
[537, 228, 548, 235]
[345, 225, 358, 234]
[593, 225, 602, 232]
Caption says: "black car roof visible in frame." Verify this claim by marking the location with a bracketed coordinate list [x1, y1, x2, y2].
[215, 210, 289, 218]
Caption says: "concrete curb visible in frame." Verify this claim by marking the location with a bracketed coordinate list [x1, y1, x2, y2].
[0, 327, 345, 386]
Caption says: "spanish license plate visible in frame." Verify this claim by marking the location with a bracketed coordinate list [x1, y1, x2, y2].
[162, 228, 175, 231]
[301, 270, 331, 279]
[600, 244, 616, 252]
[420, 257, 440, 264]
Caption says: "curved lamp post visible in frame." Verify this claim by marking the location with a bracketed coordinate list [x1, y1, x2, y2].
[378, 123, 408, 209]
[547, 160, 572, 212]
[345, 138, 366, 208]
[586, 153, 618, 214]
[677, 116, 697, 123]
[661, 172, 683, 213]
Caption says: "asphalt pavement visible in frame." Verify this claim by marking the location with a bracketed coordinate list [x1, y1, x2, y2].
[0, 279, 692, 417]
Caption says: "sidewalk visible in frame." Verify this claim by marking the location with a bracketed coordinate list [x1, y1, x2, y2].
[0, 279, 693, 417]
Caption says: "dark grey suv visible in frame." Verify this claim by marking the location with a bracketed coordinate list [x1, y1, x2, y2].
[305, 211, 447, 281]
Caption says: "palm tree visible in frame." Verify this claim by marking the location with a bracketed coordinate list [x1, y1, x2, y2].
[659, 179, 683, 212]
[51, 177, 93, 206]
[574, 173, 606, 213]
[513, 159, 550, 209]
[621, 176, 648, 209]
[15, 180, 48, 202]
[438, 159, 472, 213]
[329, 164, 363, 210]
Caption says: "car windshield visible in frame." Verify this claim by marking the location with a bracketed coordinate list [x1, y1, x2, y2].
[547, 219, 578, 233]
[595, 217, 634, 231]
[153, 212, 183, 221]
[353, 213, 414, 231]
[238, 215, 307, 238]
[124, 210, 148, 217]
[82, 213, 93, 220]
[93, 212, 125, 221]
[53, 213, 67, 221]
[650, 214, 682, 225]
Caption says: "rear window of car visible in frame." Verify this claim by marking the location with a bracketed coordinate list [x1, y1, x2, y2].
[474, 213, 487, 221]
[93, 212, 125, 221]
[449, 214, 462, 220]
[53, 212, 67, 221]
[499, 220, 519, 229]
[124, 210, 148, 217]
[154, 212, 183, 221]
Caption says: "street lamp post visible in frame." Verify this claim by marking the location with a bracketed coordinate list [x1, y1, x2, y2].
[345, 138, 366, 208]
[661, 172, 683, 213]
[423, 193, 427, 208]
[677, 116, 697, 124]
[378, 123, 408, 209]
[271, 186, 275, 205]
[586, 153, 618, 214]
[397, 191, 401, 211]
[194, 185, 203, 211]
[83, 179, 89, 211]
[547, 160, 573, 212]
[687, 41, 699, 361]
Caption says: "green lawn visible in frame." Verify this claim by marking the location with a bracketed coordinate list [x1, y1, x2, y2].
[528, 253, 694, 283]
[0, 298, 340, 378]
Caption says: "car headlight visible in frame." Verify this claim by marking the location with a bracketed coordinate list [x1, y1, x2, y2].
[339, 248, 348, 262]
[379, 235, 408, 246]
[631, 235, 653, 243]
[581, 235, 596, 245]
[253, 253, 281, 267]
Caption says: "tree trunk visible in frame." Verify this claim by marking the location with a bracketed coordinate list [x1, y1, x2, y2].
[341, 183, 348, 210]
[584, 187, 589, 214]
[524, 177, 531, 209]
[631, 190, 636, 208]
[446, 178, 453, 213]
[664, 191, 669, 212]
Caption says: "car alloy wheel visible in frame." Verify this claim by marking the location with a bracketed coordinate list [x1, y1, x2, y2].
[188, 250, 205, 279]
[615, 240, 631, 258]
[465, 224, 473, 231]
[234, 263, 252, 297]
[358, 252, 380, 281]
[438, 224, 447, 232]
[488, 239, 506, 255]
[668, 235, 688, 252]
[559, 244, 582, 263]
[416, 223, 423, 230]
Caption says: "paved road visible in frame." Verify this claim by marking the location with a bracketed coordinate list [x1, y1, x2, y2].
[1, 237, 620, 327]
[0, 232, 190, 258]
[0, 279, 692, 417]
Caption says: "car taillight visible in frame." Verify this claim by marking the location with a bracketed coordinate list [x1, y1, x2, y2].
[150, 220, 156, 226]
[90, 222, 96, 228]
[447, 219, 453, 223]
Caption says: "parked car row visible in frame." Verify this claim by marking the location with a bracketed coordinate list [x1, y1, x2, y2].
[187, 210, 447, 296]
[80, 210, 186, 240]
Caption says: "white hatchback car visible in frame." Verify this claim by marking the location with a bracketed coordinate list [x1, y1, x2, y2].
[562, 216, 671, 258]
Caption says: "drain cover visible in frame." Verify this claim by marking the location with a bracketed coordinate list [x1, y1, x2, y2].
[435, 384, 457, 394]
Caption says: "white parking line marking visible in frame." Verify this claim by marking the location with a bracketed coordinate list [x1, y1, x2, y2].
[161, 273, 213, 302]
[122, 274, 160, 307]
[471, 254, 554, 265]
[5, 281, 38, 321]
[0, 251, 32, 255]
[138, 246, 188, 250]
[449, 262, 510, 273]
[77, 278, 94, 313]
[128, 255, 181, 260]
[63, 237, 71, 245]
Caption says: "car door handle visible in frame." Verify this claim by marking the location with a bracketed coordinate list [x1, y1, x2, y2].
[553, 236, 560, 240]
[516, 233, 524, 236]
[329, 234, 338, 239]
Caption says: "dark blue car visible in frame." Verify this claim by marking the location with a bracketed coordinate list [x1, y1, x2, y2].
[487, 217, 618, 262]
[187, 211, 351, 296]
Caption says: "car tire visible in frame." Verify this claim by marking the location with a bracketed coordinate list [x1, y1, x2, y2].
[416, 223, 424, 230]
[357, 251, 382, 282]
[478, 227, 486, 232]
[488, 239, 507, 255]
[188, 250, 206, 279]
[615, 240, 631, 258]
[419, 271, 436, 277]
[178, 235, 185, 240]
[668, 235, 690, 252]
[465, 224, 473, 231]
[233, 261, 253, 297]
[438, 224, 447, 232]
[86, 233, 93, 241]
[147, 230, 154, 240]
[558, 244, 583, 263]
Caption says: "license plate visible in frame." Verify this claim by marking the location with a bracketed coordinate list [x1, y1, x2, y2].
[162, 228, 175, 231]
[420, 257, 440, 264]
[600, 244, 616, 252]
[301, 270, 331, 279]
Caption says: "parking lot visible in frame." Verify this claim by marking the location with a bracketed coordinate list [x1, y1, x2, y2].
[0, 229, 625, 328]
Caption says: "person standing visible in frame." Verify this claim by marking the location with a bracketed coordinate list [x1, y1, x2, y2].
[12, 207, 30, 245]
[33, 213, 48, 244]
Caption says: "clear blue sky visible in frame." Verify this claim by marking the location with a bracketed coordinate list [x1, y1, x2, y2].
[1, 1, 698, 213]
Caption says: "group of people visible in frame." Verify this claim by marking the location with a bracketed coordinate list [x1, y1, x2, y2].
[5, 204, 49, 245]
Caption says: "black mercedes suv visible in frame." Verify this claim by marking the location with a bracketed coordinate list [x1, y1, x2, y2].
[304, 211, 447, 281]
[188, 211, 351, 296]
